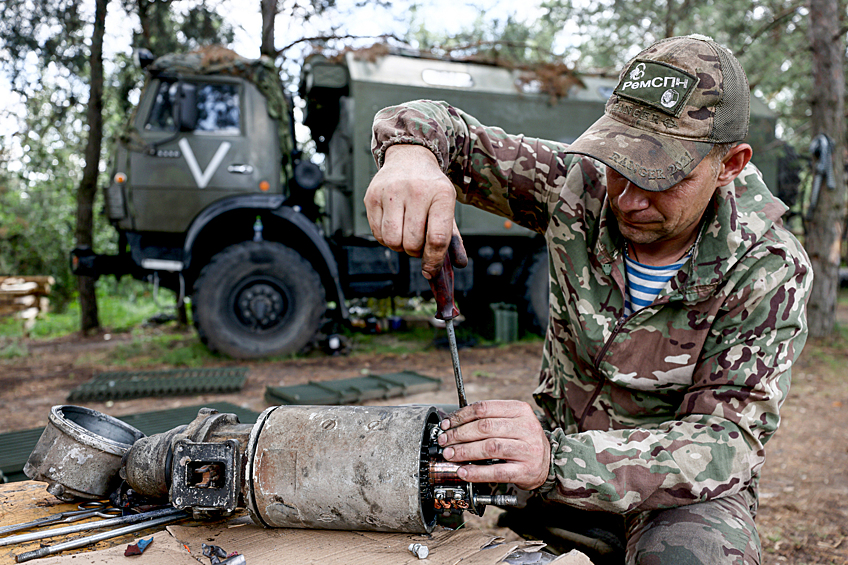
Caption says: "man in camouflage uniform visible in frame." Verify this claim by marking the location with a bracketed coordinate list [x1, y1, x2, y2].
[365, 36, 811, 564]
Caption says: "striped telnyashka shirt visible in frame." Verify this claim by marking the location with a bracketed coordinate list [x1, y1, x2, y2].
[623, 252, 690, 316]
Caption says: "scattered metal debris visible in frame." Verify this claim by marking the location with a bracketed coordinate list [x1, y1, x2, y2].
[408, 543, 430, 559]
[202, 543, 245, 564]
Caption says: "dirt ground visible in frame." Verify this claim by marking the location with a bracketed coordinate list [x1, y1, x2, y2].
[1, 323, 847, 564]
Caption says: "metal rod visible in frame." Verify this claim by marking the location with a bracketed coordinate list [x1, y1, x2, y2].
[14, 512, 189, 563]
[0, 507, 184, 548]
[0, 508, 105, 537]
[445, 319, 467, 407]
[473, 494, 519, 506]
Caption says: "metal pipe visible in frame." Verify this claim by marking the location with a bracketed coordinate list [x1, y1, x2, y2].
[0, 507, 184, 548]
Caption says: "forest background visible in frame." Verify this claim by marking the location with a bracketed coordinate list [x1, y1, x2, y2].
[0, 0, 845, 335]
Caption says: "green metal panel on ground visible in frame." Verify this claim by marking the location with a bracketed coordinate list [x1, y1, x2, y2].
[0, 402, 259, 483]
[264, 371, 441, 405]
[67, 367, 248, 402]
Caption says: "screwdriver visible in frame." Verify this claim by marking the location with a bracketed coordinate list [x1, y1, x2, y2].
[428, 239, 468, 408]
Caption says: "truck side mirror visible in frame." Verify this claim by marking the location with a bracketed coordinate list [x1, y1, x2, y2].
[170, 82, 198, 132]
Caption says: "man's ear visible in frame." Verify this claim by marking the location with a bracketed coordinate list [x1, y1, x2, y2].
[716, 143, 753, 186]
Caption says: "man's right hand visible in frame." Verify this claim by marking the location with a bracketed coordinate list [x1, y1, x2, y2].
[364, 144, 466, 279]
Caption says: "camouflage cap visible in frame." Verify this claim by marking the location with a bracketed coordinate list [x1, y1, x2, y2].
[565, 35, 750, 191]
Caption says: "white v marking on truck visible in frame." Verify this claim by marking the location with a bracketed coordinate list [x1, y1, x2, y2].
[179, 138, 232, 189]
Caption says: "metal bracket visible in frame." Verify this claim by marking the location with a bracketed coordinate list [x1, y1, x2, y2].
[170, 439, 241, 513]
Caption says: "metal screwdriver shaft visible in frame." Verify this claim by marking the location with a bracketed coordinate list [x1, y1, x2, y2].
[428, 250, 467, 408]
[444, 317, 467, 408]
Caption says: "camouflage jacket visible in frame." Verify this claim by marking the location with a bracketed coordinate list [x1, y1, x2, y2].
[371, 100, 812, 514]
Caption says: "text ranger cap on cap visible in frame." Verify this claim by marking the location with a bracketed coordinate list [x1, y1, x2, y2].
[565, 35, 750, 191]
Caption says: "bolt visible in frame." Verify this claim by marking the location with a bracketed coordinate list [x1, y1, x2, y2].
[408, 543, 429, 559]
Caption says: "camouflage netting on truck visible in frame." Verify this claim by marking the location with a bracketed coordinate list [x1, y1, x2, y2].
[125, 46, 295, 179]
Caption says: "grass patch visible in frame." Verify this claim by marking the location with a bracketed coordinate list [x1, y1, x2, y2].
[1, 281, 543, 366]
[0, 337, 28, 359]
[344, 325, 439, 355]
[106, 332, 220, 368]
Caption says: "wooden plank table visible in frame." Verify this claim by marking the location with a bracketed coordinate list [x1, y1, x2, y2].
[0, 481, 181, 564]
[0, 482, 589, 565]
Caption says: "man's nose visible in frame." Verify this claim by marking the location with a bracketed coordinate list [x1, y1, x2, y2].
[616, 181, 651, 212]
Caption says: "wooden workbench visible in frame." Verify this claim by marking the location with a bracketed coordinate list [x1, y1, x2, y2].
[0, 481, 176, 564]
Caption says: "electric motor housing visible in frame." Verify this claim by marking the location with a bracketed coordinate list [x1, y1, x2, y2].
[245, 404, 440, 533]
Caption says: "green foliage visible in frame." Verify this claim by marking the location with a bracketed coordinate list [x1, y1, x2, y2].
[0, 0, 237, 311]
[0, 0, 90, 95]
[407, 5, 563, 65]
[539, 0, 821, 148]
[0, 85, 119, 305]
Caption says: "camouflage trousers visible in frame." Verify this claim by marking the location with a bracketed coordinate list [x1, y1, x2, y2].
[498, 486, 760, 565]
[624, 488, 760, 564]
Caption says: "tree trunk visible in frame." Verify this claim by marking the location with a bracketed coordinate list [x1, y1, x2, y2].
[260, 0, 278, 59]
[76, 0, 108, 334]
[805, 0, 846, 338]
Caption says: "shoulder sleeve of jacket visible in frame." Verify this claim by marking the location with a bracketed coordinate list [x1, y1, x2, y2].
[371, 99, 581, 233]
[542, 226, 812, 513]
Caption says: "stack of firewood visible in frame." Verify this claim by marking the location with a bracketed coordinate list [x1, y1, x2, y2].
[0, 276, 55, 330]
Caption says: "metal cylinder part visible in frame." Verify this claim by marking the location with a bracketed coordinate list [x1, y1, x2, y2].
[24, 405, 146, 500]
[245, 405, 439, 533]
[428, 460, 463, 485]
[121, 425, 186, 498]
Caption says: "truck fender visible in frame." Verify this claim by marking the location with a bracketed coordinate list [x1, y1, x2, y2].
[182, 195, 348, 319]
[268, 206, 349, 319]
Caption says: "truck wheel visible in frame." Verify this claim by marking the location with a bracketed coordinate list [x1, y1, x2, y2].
[193, 241, 325, 359]
[523, 247, 549, 334]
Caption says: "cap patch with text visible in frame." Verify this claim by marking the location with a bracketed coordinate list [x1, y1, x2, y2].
[614, 61, 698, 117]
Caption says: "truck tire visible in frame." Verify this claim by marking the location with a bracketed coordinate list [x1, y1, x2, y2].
[523, 247, 549, 334]
[193, 241, 325, 359]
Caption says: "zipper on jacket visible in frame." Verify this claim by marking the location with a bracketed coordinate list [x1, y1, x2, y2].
[577, 314, 628, 431]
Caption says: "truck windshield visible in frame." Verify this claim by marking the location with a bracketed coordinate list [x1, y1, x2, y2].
[145, 81, 240, 134]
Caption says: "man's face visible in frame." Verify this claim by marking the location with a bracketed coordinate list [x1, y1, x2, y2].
[605, 156, 720, 248]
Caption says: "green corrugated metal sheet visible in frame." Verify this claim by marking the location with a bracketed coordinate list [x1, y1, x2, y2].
[264, 371, 441, 405]
[67, 368, 248, 402]
[0, 402, 259, 483]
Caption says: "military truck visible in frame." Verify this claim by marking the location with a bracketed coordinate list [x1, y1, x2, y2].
[72, 46, 782, 359]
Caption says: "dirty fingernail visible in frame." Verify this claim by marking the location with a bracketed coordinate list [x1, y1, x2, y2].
[443, 447, 454, 459]
[438, 434, 446, 446]
[440, 419, 450, 430]
[457, 466, 467, 479]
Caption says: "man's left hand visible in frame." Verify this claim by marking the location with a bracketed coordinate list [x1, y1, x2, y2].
[438, 400, 551, 491]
